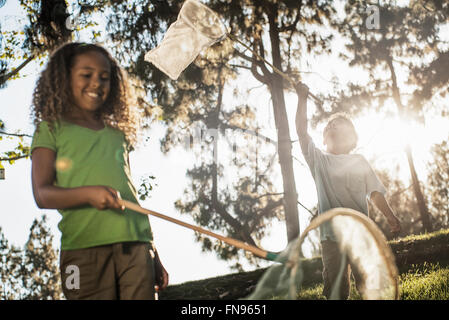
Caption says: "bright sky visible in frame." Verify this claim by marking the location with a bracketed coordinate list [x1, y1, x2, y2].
[1, 1, 448, 286]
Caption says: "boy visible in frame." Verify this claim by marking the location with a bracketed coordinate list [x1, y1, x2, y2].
[295, 83, 401, 299]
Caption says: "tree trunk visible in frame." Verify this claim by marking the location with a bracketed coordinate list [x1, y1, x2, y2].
[405, 145, 432, 232]
[387, 57, 432, 232]
[267, 9, 300, 242]
[269, 78, 300, 242]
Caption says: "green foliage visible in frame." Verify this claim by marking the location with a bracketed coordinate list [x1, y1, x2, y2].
[1, 0, 103, 88]
[0, 118, 31, 167]
[137, 174, 156, 201]
[0, 229, 23, 299]
[0, 216, 63, 300]
[426, 139, 449, 229]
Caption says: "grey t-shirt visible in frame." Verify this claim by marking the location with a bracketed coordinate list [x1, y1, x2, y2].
[302, 135, 386, 241]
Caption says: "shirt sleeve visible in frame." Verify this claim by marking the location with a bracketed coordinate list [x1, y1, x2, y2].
[363, 157, 387, 199]
[302, 134, 323, 174]
[30, 121, 57, 158]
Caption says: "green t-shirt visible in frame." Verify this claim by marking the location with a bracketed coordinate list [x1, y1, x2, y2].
[31, 120, 152, 250]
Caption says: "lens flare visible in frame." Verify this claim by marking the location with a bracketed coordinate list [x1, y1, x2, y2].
[55, 157, 73, 172]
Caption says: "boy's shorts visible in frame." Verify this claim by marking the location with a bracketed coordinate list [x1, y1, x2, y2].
[59, 241, 155, 300]
[321, 240, 364, 300]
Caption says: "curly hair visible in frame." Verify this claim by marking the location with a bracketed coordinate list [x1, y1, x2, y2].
[31, 42, 140, 147]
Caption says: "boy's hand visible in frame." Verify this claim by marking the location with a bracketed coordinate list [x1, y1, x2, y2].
[86, 186, 126, 211]
[295, 82, 309, 98]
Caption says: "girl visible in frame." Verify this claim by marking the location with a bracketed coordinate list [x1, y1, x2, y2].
[295, 83, 401, 299]
[30, 42, 168, 300]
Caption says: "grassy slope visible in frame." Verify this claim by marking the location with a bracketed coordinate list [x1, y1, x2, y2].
[298, 262, 449, 300]
[159, 229, 449, 300]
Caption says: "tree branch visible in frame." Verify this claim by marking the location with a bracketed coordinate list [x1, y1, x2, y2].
[0, 131, 33, 138]
[220, 123, 277, 145]
[279, 10, 301, 32]
[254, 38, 271, 77]
[254, 198, 284, 225]
[229, 64, 252, 71]
[251, 61, 269, 84]
[0, 154, 29, 162]
[255, 192, 284, 200]
[0, 55, 35, 87]
[233, 49, 253, 63]
[297, 200, 315, 218]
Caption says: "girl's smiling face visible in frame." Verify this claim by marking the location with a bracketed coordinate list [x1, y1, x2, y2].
[69, 50, 111, 116]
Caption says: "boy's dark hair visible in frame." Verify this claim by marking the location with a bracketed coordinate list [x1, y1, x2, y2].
[31, 42, 139, 147]
[323, 112, 358, 152]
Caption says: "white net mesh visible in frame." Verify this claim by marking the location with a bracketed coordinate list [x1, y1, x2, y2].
[246, 208, 399, 300]
[245, 241, 304, 300]
[330, 214, 396, 299]
[145, 0, 227, 80]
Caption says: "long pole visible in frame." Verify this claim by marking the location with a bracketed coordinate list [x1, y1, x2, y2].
[119, 199, 278, 261]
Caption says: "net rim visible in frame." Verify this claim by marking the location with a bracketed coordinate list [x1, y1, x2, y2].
[179, 0, 227, 41]
[288, 208, 399, 300]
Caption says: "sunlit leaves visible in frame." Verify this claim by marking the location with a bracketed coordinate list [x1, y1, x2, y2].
[427, 139, 449, 230]
[0, 119, 31, 166]
[138, 175, 156, 201]
[0, 216, 63, 300]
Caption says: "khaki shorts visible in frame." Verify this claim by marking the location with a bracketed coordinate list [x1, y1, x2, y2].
[60, 241, 155, 300]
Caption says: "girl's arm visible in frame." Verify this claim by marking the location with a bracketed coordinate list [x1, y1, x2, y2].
[370, 191, 401, 234]
[295, 83, 310, 155]
[31, 147, 124, 211]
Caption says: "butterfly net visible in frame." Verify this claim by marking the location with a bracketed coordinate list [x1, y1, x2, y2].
[145, 0, 227, 80]
[246, 208, 399, 300]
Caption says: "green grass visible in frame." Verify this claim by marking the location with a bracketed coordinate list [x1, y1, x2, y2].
[160, 228, 449, 300]
[296, 284, 326, 300]
[400, 263, 449, 300]
[389, 228, 449, 246]
[293, 282, 360, 300]
[294, 262, 449, 300]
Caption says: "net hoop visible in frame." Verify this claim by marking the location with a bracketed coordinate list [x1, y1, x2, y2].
[288, 208, 399, 300]
[179, 0, 227, 42]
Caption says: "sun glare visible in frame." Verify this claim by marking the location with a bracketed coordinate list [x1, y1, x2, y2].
[354, 111, 442, 180]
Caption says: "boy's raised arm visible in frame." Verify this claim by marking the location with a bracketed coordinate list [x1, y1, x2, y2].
[295, 83, 310, 155]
